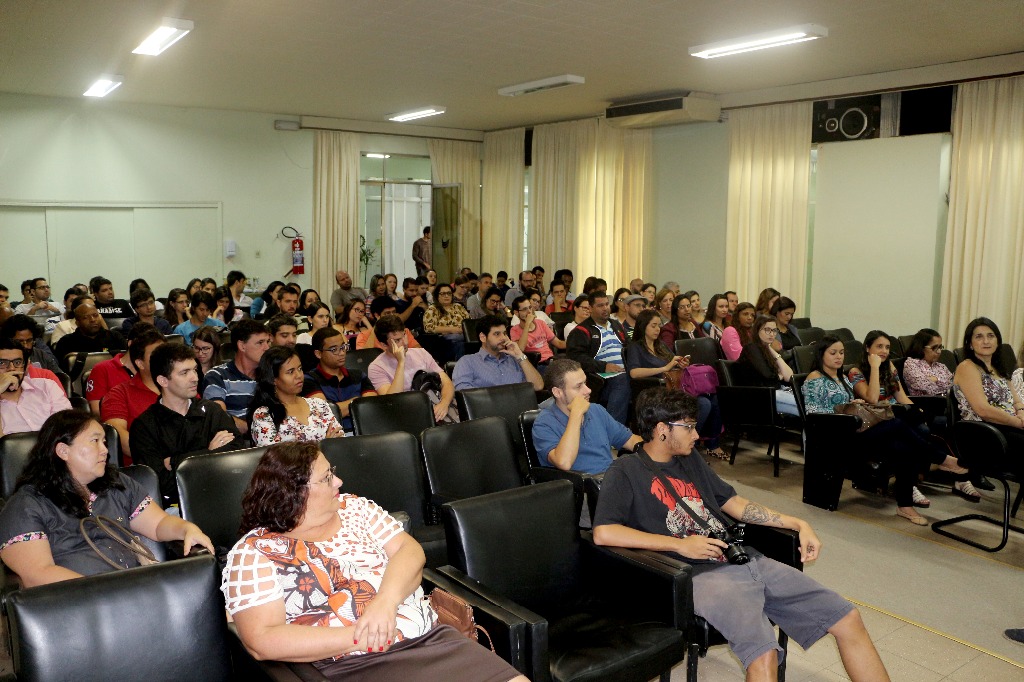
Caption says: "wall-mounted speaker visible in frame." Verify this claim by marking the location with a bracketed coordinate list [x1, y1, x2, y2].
[812, 95, 882, 143]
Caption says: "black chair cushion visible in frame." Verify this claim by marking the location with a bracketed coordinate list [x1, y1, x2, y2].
[422, 417, 523, 506]
[0, 432, 38, 500]
[350, 391, 434, 437]
[547, 611, 683, 682]
[7, 555, 231, 682]
[176, 446, 267, 552]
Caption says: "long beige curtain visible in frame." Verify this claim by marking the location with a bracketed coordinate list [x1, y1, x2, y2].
[531, 118, 650, 286]
[725, 102, 813, 303]
[312, 130, 361, 300]
[428, 139, 482, 272]
[940, 75, 1024, 350]
[481, 128, 525, 274]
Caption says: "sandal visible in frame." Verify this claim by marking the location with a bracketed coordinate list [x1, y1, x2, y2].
[708, 448, 730, 461]
[911, 486, 931, 508]
[952, 480, 982, 503]
[896, 508, 928, 526]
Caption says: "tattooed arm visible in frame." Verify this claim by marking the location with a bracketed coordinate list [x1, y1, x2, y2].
[720, 495, 822, 563]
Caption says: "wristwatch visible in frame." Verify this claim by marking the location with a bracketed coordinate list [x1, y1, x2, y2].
[518, 355, 528, 363]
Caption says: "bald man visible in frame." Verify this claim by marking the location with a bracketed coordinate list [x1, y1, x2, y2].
[329, 270, 368, 316]
[52, 301, 125, 373]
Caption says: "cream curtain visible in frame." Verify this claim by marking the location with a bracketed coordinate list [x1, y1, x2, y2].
[428, 139, 482, 273]
[312, 130, 360, 300]
[481, 128, 525, 274]
[940, 75, 1024, 349]
[531, 118, 651, 286]
[725, 102, 813, 303]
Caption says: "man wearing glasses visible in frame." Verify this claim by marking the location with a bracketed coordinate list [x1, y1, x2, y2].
[13, 278, 63, 317]
[0, 338, 71, 435]
[302, 327, 375, 432]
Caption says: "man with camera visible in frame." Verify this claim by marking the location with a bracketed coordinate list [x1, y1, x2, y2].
[593, 387, 888, 682]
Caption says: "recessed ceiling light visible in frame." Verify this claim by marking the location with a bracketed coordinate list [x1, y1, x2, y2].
[83, 75, 123, 97]
[498, 74, 585, 97]
[690, 24, 828, 59]
[133, 17, 194, 56]
[388, 107, 446, 122]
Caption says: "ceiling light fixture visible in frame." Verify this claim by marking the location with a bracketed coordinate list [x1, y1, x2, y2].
[498, 74, 585, 97]
[365, 153, 391, 159]
[388, 107, 446, 122]
[83, 75, 123, 97]
[132, 17, 194, 55]
[689, 24, 828, 59]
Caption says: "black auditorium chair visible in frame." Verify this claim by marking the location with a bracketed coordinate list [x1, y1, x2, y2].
[4, 556, 240, 682]
[69, 394, 89, 412]
[791, 344, 818, 374]
[716, 360, 792, 477]
[63, 351, 112, 395]
[795, 326, 825, 346]
[842, 339, 864, 364]
[344, 347, 382, 374]
[176, 446, 268, 556]
[52, 370, 72, 397]
[550, 311, 574, 341]
[421, 417, 524, 508]
[0, 432, 38, 501]
[320, 432, 447, 568]
[673, 337, 722, 366]
[824, 327, 854, 342]
[952, 343, 1015, 371]
[165, 333, 185, 345]
[789, 317, 812, 330]
[350, 391, 435, 437]
[438, 480, 686, 682]
[456, 382, 539, 483]
[583, 477, 800, 682]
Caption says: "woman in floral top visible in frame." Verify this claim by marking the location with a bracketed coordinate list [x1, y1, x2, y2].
[953, 318, 1024, 473]
[422, 283, 469, 361]
[247, 346, 344, 446]
[902, 329, 953, 397]
[802, 337, 971, 525]
[221, 442, 525, 681]
[848, 331, 913, 405]
[0, 410, 213, 587]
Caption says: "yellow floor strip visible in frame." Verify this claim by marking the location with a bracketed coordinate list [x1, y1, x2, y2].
[846, 597, 1024, 669]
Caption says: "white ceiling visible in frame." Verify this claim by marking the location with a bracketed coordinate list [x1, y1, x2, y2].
[1, 0, 1022, 131]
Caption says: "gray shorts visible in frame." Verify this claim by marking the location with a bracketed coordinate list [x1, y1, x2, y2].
[692, 554, 854, 669]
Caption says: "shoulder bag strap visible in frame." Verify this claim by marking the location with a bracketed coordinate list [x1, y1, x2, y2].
[636, 449, 724, 533]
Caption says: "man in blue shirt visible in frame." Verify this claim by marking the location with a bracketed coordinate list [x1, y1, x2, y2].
[452, 315, 543, 391]
[202, 319, 270, 435]
[302, 327, 375, 431]
[532, 358, 641, 475]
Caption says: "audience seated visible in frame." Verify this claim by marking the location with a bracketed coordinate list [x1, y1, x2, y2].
[202, 319, 272, 435]
[465, 272, 493, 318]
[367, 315, 454, 424]
[100, 327, 166, 461]
[227, 269, 253, 310]
[47, 288, 86, 345]
[561, 293, 590, 338]
[213, 286, 240, 324]
[131, 343, 247, 505]
[14, 277, 63, 318]
[532, 358, 641, 474]
[267, 313, 298, 348]
[173, 291, 227, 344]
[3, 313, 61, 373]
[247, 346, 343, 445]
[0, 411, 213, 587]
[652, 288, 675, 326]
[329, 269, 367, 316]
[507, 296, 555, 367]
[192, 326, 221, 394]
[221, 442, 527, 681]
[85, 322, 155, 416]
[659, 293, 705, 349]
[503, 269, 537, 307]
[721, 302, 755, 361]
[452, 314, 544, 391]
[359, 302, 420, 351]
[90, 277, 132, 320]
[565, 291, 631, 426]
[802, 336, 972, 524]
[275, 285, 301, 322]
[592, 387, 890, 682]
[735, 315, 800, 417]
[702, 293, 730, 342]
[544, 278, 572, 314]
[303, 327, 376, 433]
[122, 287, 173, 335]
[754, 287, 781, 317]
[297, 301, 332, 345]
[162, 287, 190, 329]
[770, 297, 801, 351]
[0, 338, 71, 435]
[422, 282, 469, 361]
[902, 328, 953, 397]
[53, 300, 126, 372]
[394, 277, 428, 335]
[848, 331, 915, 406]
[684, 289, 706, 326]
[250, 280, 284, 320]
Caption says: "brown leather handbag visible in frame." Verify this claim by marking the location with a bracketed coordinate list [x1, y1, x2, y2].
[834, 403, 894, 432]
[428, 588, 494, 651]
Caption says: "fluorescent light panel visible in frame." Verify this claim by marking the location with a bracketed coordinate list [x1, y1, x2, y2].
[690, 24, 827, 59]
[83, 75, 123, 97]
[365, 153, 391, 159]
[498, 74, 585, 97]
[133, 17, 193, 55]
[388, 107, 446, 122]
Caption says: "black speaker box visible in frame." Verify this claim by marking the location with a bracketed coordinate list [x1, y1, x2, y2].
[812, 95, 882, 143]
[899, 85, 954, 136]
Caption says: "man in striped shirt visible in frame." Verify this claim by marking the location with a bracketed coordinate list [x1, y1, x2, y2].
[565, 291, 630, 426]
[202, 319, 271, 435]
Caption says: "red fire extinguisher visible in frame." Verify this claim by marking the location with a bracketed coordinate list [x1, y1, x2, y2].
[282, 226, 304, 276]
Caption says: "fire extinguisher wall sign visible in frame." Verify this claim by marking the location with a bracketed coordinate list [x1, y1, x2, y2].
[291, 238, 304, 275]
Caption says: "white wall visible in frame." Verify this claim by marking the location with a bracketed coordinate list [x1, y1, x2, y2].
[808, 134, 951, 340]
[649, 121, 730, 297]
[0, 92, 314, 296]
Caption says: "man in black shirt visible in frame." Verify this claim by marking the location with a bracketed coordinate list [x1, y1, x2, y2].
[130, 343, 246, 505]
[593, 388, 889, 682]
[52, 301, 125, 373]
[90, 277, 132, 319]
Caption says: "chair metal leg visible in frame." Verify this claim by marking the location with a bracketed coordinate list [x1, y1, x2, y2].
[1012, 485, 1023, 518]
[932, 477, 1024, 552]
[772, 437, 781, 478]
[686, 641, 700, 682]
[729, 435, 740, 465]
[659, 671, 671, 682]
[777, 630, 789, 681]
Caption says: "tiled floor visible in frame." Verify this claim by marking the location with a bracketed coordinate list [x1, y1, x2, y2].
[664, 603, 1024, 681]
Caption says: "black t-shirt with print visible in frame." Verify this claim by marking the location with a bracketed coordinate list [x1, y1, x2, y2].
[593, 450, 738, 565]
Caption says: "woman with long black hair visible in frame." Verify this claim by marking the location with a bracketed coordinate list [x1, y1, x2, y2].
[247, 346, 343, 445]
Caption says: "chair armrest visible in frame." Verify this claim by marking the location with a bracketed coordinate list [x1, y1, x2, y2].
[741, 525, 802, 569]
[529, 467, 585, 521]
[804, 412, 862, 432]
[909, 396, 947, 420]
[228, 623, 323, 682]
[581, 531, 691, 629]
[422, 567, 529, 671]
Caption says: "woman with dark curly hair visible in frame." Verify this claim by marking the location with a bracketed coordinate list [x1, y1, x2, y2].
[223, 442, 526, 681]
[0, 410, 213, 587]
[247, 347, 343, 446]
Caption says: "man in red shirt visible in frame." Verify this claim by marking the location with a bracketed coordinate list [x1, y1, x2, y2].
[84, 323, 158, 416]
[100, 327, 166, 463]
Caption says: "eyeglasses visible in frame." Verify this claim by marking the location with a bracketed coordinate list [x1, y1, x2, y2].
[761, 328, 779, 335]
[926, 344, 944, 351]
[193, 345, 214, 354]
[308, 465, 337, 486]
[34, 284, 50, 290]
[667, 421, 698, 433]
[0, 358, 26, 370]
[321, 345, 347, 355]
[438, 291, 452, 296]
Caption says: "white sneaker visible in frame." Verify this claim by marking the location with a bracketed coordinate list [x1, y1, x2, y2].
[911, 486, 931, 508]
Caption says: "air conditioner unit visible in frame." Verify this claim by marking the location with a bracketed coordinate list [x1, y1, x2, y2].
[605, 96, 721, 128]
